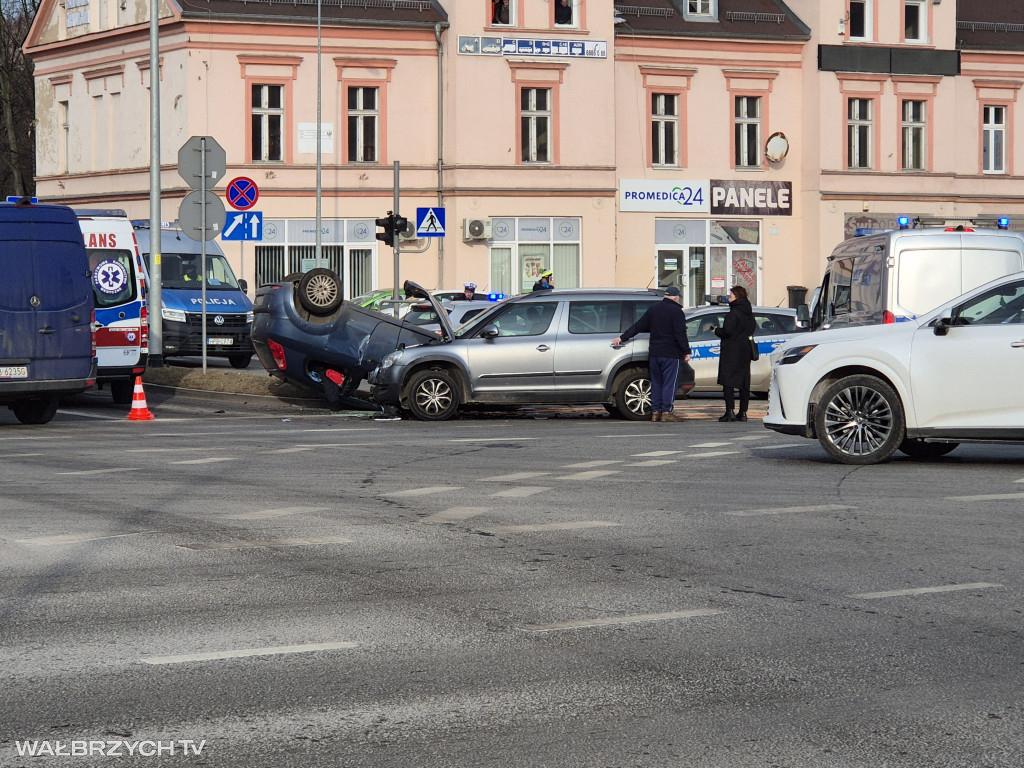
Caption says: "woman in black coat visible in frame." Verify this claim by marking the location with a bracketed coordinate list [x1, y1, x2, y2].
[712, 285, 757, 422]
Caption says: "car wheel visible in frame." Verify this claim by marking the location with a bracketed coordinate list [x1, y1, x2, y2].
[11, 397, 59, 425]
[407, 369, 460, 421]
[110, 379, 134, 405]
[603, 404, 624, 418]
[297, 268, 343, 316]
[228, 354, 252, 369]
[814, 374, 905, 465]
[898, 438, 959, 459]
[614, 370, 652, 421]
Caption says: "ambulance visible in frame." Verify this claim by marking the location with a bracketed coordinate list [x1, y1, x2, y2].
[75, 209, 149, 404]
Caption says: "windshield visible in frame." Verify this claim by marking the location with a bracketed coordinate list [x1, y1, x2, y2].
[160, 252, 241, 291]
[453, 300, 511, 338]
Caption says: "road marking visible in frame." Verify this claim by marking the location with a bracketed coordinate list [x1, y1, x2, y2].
[58, 409, 122, 420]
[141, 641, 358, 665]
[625, 460, 677, 467]
[848, 582, 1003, 600]
[483, 472, 551, 482]
[732, 436, 770, 441]
[684, 451, 739, 459]
[172, 457, 237, 465]
[385, 486, 461, 498]
[16, 531, 150, 546]
[225, 506, 327, 520]
[520, 609, 724, 632]
[301, 428, 376, 433]
[562, 460, 622, 468]
[555, 470, 620, 481]
[689, 442, 733, 448]
[725, 503, 853, 517]
[56, 467, 136, 476]
[448, 437, 538, 442]
[946, 492, 1024, 501]
[7, 452, 42, 457]
[424, 506, 489, 523]
[125, 447, 188, 453]
[632, 450, 683, 457]
[485, 521, 620, 533]
[747, 443, 805, 451]
[178, 536, 352, 550]
[490, 486, 549, 498]
[266, 447, 314, 454]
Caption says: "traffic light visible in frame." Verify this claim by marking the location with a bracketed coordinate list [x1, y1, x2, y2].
[393, 215, 409, 239]
[375, 212, 397, 247]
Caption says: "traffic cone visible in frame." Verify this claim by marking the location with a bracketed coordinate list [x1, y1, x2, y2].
[126, 376, 155, 421]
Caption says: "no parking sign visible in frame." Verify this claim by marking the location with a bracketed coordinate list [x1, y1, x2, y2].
[226, 177, 259, 211]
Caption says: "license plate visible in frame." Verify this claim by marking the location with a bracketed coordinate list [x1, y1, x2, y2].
[0, 366, 28, 379]
[206, 337, 233, 346]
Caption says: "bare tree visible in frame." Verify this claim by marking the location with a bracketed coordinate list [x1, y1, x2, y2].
[0, 0, 38, 197]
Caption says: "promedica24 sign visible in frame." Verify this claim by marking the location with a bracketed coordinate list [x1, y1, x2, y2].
[620, 179, 792, 216]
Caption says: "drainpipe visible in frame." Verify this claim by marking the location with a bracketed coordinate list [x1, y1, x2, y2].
[435, 23, 445, 289]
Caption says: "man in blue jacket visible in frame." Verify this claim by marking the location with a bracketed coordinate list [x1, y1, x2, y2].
[612, 286, 692, 422]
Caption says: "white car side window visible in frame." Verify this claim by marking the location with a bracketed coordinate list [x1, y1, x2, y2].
[952, 280, 1024, 326]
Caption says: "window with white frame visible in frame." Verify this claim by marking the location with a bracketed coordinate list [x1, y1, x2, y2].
[983, 105, 1006, 174]
[554, 0, 575, 26]
[901, 99, 926, 170]
[491, 0, 513, 25]
[520, 87, 551, 164]
[847, 97, 873, 169]
[687, 0, 713, 17]
[904, 0, 926, 43]
[651, 93, 679, 167]
[848, 0, 870, 40]
[734, 96, 761, 168]
[347, 86, 379, 163]
[251, 84, 284, 162]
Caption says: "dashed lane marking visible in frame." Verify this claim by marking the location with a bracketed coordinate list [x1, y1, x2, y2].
[16, 531, 151, 546]
[57, 410, 126, 420]
[172, 457, 238, 465]
[631, 450, 683, 457]
[747, 443, 806, 451]
[490, 486, 549, 498]
[520, 609, 724, 632]
[683, 451, 739, 459]
[56, 467, 136, 476]
[177, 536, 353, 551]
[555, 470, 620, 481]
[448, 437, 538, 442]
[142, 641, 358, 665]
[385, 486, 461, 498]
[7, 453, 42, 457]
[423, 506, 489, 523]
[848, 582, 1003, 600]
[482, 472, 551, 482]
[946, 492, 1024, 501]
[689, 442, 733, 448]
[484, 521, 620, 534]
[562, 460, 622, 469]
[625, 460, 677, 467]
[725, 503, 853, 517]
[225, 506, 328, 520]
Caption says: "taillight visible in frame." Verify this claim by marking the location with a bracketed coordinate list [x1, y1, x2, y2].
[90, 309, 97, 357]
[882, 310, 895, 324]
[268, 338, 287, 370]
[140, 304, 149, 350]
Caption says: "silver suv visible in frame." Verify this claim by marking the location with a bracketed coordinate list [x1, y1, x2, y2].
[368, 285, 694, 420]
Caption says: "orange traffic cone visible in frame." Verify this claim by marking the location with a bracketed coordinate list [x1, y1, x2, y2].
[126, 376, 155, 421]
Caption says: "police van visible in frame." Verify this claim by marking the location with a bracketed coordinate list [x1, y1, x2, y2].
[76, 209, 149, 404]
[808, 218, 1024, 330]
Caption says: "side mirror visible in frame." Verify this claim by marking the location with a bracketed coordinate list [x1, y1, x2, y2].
[480, 324, 499, 339]
[934, 313, 953, 336]
[795, 303, 810, 329]
[238, 278, 248, 294]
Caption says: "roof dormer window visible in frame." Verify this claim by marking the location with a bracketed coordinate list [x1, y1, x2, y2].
[685, 0, 716, 20]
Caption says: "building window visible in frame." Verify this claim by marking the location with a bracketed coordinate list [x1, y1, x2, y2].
[904, 0, 926, 43]
[901, 99, 926, 170]
[554, 0, 574, 26]
[491, 0, 513, 25]
[983, 105, 1006, 174]
[652, 93, 679, 167]
[848, 0, 870, 40]
[347, 86, 378, 163]
[520, 87, 551, 164]
[847, 97, 873, 169]
[734, 96, 761, 168]
[251, 84, 283, 162]
[687, 0, 713, 16]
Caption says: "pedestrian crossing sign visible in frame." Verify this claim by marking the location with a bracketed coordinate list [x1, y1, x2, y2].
[416, 207, 446, 238]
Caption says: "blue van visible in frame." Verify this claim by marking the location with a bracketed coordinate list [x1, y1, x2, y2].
[0, 202, 96, 424]
[133, 222, 254, 368]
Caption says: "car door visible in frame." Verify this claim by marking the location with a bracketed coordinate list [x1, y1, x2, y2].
[465, 300, 560, 397]
[684, 310, 726, 390]
[750, 310, 799, 391]
[909, 278, 1024, 429]
[553, 299, 627, 393]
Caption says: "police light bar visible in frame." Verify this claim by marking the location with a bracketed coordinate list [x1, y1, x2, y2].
[998, 217, 1011, 230]
[897, 216, 911, 229]
[487, 293, 506, 301]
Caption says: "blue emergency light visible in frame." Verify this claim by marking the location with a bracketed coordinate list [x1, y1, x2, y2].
[897, 216, 911, 229]
[487, 293, 506, 301]
[998, 217, 1011, 230]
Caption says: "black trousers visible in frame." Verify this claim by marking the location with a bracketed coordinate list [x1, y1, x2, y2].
[723, 387, 749, 414]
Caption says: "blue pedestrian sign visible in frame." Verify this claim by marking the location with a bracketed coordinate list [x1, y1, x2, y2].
[416, 207, 446, 238]
[221, 211, 263, 241]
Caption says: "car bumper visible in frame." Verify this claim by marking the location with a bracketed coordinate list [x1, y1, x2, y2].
[763, 362, 814, 438]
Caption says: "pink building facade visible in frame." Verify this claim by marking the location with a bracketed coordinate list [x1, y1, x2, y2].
[24, 0, 1024, 306]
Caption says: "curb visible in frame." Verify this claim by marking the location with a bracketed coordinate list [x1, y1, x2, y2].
[142, 382, 335, 409]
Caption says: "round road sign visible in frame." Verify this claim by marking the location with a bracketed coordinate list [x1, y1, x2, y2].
[226, 177, 260, 211]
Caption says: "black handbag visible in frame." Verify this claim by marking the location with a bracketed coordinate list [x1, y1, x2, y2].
[749, 335, 760, 361]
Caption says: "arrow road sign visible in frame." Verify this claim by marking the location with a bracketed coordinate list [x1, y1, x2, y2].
[226, 177, 259, 211]
[221, 211, 263, 241]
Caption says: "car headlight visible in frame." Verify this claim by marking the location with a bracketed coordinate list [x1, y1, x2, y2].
[779, 344, 817, 365]
[379, 350, 404, 370]
[246, 311, 255, 324]
[161, 307, 187, 323]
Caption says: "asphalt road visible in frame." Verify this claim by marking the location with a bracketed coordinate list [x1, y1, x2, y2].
[2, 390, 1023, 767]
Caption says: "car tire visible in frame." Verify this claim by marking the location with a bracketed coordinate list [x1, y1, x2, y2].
[297, 268, 343, 316]
[407, 369, 460, 421]
[603, 404, 625, 418]
[814, 374, 905, 465]
[11, 397, 59, 425]
[897, 438, 959, 459]
[228, 354, 252, 369]
[614, 369, 652, 421]
[110, 379, 134, 405]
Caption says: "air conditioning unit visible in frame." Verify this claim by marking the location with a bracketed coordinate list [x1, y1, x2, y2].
[398, 218, 419, 241]
[463, 218, 492, 240]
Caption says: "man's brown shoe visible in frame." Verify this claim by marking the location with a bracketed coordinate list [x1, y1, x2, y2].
[651, 411, 662, 422]
[661, 411, 684, 422]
